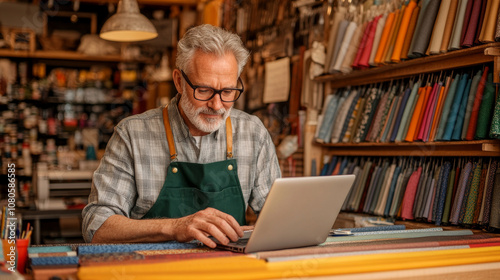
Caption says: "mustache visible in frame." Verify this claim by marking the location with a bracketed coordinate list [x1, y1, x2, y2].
[198, 107, 226, 115]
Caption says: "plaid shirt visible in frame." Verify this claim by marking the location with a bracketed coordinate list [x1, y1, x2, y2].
[82, 94, 281, 242]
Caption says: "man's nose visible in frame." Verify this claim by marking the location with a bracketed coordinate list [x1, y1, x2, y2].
[208, 93, 224, 111]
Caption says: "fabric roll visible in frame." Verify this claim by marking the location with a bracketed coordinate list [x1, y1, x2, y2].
[393, 1, 418, 62]
[449, 0, 469, 50]
[374, 12, 396, 65]
[459, 0, 475, 45]
[436, 74, 460, 140]
[331, 90, 358, 143]
[384, 8, 404, 63]
[463, 159, 483, 225]
[401, 5, 421, 60]
[441, 0, 460, 52]
[461, 70, 482, 139]
[466, 67, 489, 140]
[481, 159, 498, 225]
[343, 95, 364, 143]
[396, 81, 421, 141]
[380, 94, 400, 142]
[368, 160, 390, 213]
[414, 163, 430, 219]
[414, 85, 433, 141]
[490, 89, 500, 138]
[401, 167, 423, 220]
[473, 163, 488, 224]
[479, 0, 493, 41]
[451, 77, 472, 140]
[324, 7, 345, 73]
[417, 82, 440, 141]
[430, 0, 452, 54]
[430, 77, 451, 141]
[405, 87, 426, 142]
[352, 20, 374, 69]
[389, 89, 410, 142]
[410, 0, 442, 56]
[475, 73, 495, 139]
[442, 74, 469, 140]
[384, 165, 403, 216]
[480, 0, 500, 42]
[366, 88, 392, 141]
[423, 174, 438, 221]
[340, 22, 366, 74]
[458, 161, 477, 224]
[363, 162, 383, 213]
[408, 0, 432, 58]
[432, 163, 446, 222]
[390, 165, 413, 217]
[374, 163, 397, 215]
[461, 0, 483, 47]
[496, 1, 500, 41]
[315, 94, 340, 143]
[476, 0, 489, 44]
[489, 163, 500, 229]
[478, 159, 492, 223]
[338, 91, 360, 143]
[329, 20, 350, 72]
[369, 15, 387, 66]
[353, 88, 380, 143]
[450, 161, 473, 224]
[442, 165, 457, 224]
[333, 22, 358, 72]
[359, 16, 382, 68]
[435, 162, 452, 225]
[352, 160, 373, 211]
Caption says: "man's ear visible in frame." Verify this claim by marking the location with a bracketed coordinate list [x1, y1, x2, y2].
[173, 69, 183, 93]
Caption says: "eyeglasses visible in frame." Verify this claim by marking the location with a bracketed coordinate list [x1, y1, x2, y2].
[181, 70, 244, 102]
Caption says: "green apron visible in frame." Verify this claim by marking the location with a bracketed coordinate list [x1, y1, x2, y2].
[142, 106, 246, 225]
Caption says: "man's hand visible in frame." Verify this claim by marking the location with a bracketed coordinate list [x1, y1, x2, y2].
[170, 207, 244, 248]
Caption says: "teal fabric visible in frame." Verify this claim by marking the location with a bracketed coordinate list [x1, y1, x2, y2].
[436, 74, 460, 140]
[475, 73, 495, 139]
[452, 77, 471, 140]
[461, 70, 482, 139]
[443, 73, 469, 140]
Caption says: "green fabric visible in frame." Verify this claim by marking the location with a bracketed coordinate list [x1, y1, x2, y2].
[475, 73, 495, 139]
[142, 159, 247, 225]
[441, 167, 456, 224]
[462, 159, 482, 225]
[489, 91, 500, 139]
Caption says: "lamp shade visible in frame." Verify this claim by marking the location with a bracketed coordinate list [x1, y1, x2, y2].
[100, 0, 158, 42]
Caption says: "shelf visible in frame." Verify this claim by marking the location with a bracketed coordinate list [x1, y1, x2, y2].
[314, 43, 500, 88]
[317, 140, 500, 157]
[0, 49, 154, 64]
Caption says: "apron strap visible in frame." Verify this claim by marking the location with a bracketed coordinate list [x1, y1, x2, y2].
[162, 105, 234, 161]
[162, 105, 177, 161]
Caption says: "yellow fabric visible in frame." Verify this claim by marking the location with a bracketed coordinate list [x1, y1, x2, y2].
[77, 246, 500, 280]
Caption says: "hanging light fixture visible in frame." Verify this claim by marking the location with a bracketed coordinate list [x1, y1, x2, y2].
[100, 0, 158, 42]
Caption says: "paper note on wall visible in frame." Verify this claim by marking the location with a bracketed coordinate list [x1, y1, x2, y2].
[263, 57, 290, 103]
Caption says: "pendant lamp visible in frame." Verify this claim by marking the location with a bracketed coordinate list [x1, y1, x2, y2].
[100, 0, 158, 42]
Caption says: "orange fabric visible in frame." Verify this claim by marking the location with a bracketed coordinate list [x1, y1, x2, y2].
[414, 85, 433, 141]
[384, 8, 404, 63]
[440, 0, 459, 53]
[401, 5, 421, 60]
[392, 1, 417, 62]
[429, 80, 449, 141]
[374, 12, 396, 65]
[479, 0, 493, 41]
[405, 87, 426, 142]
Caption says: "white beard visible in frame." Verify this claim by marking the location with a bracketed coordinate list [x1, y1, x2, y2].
[179, 93, 231, 133]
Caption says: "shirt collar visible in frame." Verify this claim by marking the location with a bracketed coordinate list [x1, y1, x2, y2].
[167, 93, 222, 142]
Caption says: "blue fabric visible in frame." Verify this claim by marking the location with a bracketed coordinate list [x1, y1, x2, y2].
[443, 74, 469, 140]
[452, 77, 472, 140]
[77, 242, 199, 255]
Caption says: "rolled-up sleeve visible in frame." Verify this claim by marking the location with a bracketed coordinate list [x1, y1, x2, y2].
[82, 125, 137, 242]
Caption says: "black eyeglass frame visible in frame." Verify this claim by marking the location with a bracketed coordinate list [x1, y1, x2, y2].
[180, 70, 244, 102]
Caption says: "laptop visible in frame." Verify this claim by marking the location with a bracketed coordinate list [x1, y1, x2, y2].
[215, 174, 355, 253]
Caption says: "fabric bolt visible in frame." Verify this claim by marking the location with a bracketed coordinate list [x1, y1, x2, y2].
[413, 163, 430, 219]
[362, 163, 382, 213]
[441, 0, 459, 52]
[343, 96, 364, 142]
[405, 87, 426, 142]
[436, 74, 460, 139]
[359, 15, 382, 68]
[442, 74, 469, 140]
[482, 159, 498, 225]
[461, 0, 482, 47]
[333, 21, 358, 72]
[410, 0, 442, 56]
[329, 20, 350, 73]
[480, 0, 500, 42]
[472, 163, 488, 224]
[459, 0, 475, 45]
[324, 7, 345, 73]
[431, 163, 446, 222]
[316, 94, 340, 143]
[496, 1, 500, 41]
[435, 162, 452, 225]
[402, 5, 421, 60]
[417, 82, 440, 141]
[408, 0, 432, 58]
[425, 82, 445, 141]
[393, 1, 418, 62]
[414, 85, 433, 141]
[383, 94, 402, 142]
[390, 87, 411, 142]
[490, 90, 500, 138]
[450, 165, 462, 216]
[475, 73, 495, 139]
[478, 159, 493, 223]
[374, 12, 396, 65]
[479, 0, 493, 40]
[458, 161, 478, 224]
[367, 160, 389, 213]
[383, 165, 403, 216]
[451, 77, 472, 140]
[352, 20, 375, 69]
[338, 91, 361, 143]
[367, 88, 393, 141]
[466, 67, 489, 140]
[374, 163, 397, 215]
[352, 160, 373, 211]
[442, 166, 457, 224]
[354, 88, 380, 143]
[461, 70, 482, 139]
[401, 167, 423, 220]
[377, 95, 398, 142]
[449, 0, 469, 50]
[396, 81, 421, 141]
[331, 90, 357, 143]
[476, 0, 489, 44]
[490, 165, 500, 229]
[341, 22, 366, 74]
[429, 0, 452, 54]
[390, 166, 413, 217]
[418, 167, 435, 219]
[423, 176, 437, 221]
[384, 8, 405, 63]
[463, 160, 483, 225]
[368, 15, 387, 66]
[450, 161, 472, 224]
[430, 77, 451, 141]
